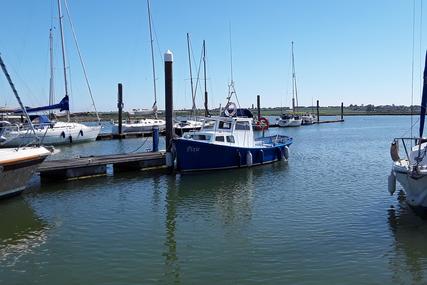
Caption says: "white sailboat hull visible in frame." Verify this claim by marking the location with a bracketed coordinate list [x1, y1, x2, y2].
[112, 120, 165, 134]
[1, 122, 101, 147]
[394, 168, 427, 207]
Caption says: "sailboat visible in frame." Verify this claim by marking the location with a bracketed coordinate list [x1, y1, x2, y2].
[278, 42, 303, 128]
[174, 34, 205, 136]
[0, 54, 51, 198]
[0, 0, 101, 147]
[112, 0, 165, 134]
[390, 51, 427, 213]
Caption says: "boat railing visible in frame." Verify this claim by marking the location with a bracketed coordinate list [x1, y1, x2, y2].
[392, 137, 427, 164]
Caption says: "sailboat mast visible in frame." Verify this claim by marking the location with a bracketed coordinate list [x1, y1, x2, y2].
[49, 28, 55, 118]
[147, 0, 157, 118]
[57, 0, 70, 121]
[203, 40, 209, 117]
[291, 41, 299, 113]
[187, 33, 196, 116]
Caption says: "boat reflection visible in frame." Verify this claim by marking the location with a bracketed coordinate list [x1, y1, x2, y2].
[161, 163, 286, 283]
[388, 192, 427, 284]
[0, 198, 49, 268]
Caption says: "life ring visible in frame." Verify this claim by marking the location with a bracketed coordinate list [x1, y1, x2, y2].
[256, 117, 269, 131]
[224, 102, 237, 117]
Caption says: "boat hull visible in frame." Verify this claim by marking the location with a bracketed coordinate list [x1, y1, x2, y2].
[0, 147, 50, 198]
[278, 119, 302, 127]
[394, 169, 427, 208]
[1, 123, 101, 147]
[173, 138, 291, 172]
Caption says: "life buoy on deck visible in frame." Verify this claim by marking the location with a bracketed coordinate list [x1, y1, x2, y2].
[256, 117, 270, 131]
[224, 102, 237, 117]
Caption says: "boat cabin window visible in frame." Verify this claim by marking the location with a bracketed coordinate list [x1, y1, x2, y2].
[190, 134, 211, 141]
[226, 135, 235, 143]
[215, 136, 225, 142]
[219, 121, 232, 130]
[203, 120, 215, 129]
[235, 121, 250, 130]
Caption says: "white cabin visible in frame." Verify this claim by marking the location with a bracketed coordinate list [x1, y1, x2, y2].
[182, 117, 255, 147]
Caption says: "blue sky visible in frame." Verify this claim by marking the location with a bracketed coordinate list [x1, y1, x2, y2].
[0, 0, 425, 112]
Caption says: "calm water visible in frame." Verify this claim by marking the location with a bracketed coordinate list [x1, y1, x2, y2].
[1, 116, 427, 284]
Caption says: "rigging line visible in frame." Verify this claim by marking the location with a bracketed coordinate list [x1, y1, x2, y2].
[411, 0, 416, 141]
[57, 0, 70, 122]
[63, 0, 100, 124]
[147, 0, 158, 115]
[193, 42, 204, 113]
[187, 33, 196, 116]
[420, 0, 424, 98]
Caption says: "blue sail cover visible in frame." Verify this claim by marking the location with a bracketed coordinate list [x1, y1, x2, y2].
[14, 95, 69, 114]
[420, 52, 427, 138]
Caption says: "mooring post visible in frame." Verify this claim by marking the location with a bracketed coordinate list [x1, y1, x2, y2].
[257, 95, 261, 120]
[316, 100, 320, 123]
[117, 83, 123, 135]
[152, 126, 159, 152]
[164, 50, 173, 153]
[341, 102, 344, 120]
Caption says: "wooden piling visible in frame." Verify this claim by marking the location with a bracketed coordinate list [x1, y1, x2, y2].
[117, 83, 123, 135]
[164, 50, 173, 152]
[341, 102, 344, 120]
[316, 100, 320, 123]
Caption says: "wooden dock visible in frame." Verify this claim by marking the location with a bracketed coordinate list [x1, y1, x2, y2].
[38, 152, 167, 181]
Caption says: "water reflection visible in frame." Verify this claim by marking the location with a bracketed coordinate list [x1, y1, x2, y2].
[0, 198, 49, 268]
[161, 164, 283, 283]
[388, 199, 427, 284]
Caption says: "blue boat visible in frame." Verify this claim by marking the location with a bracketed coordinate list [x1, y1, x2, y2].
[173, 116, 293, 172]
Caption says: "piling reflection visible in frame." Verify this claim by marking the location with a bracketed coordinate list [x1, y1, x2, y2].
[387, 197, 427, 284]
[0, 198, 49, 268]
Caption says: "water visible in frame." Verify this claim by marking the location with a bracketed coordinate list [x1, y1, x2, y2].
[1, 116, 427, 284]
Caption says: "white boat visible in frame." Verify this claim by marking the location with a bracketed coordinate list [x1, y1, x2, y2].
[1, 117, 101, 147]
[0, 146, 51, 198]
[301, 113, 317, 125]
[112, 118, 165, 134]
[174, 119, 203, 136]
[277, 114, 302, 127]
[0, 55, 51, 198]
[389, 51, 427, 213]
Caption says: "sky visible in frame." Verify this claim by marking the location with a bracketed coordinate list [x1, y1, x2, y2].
[0, 0, 426, 112]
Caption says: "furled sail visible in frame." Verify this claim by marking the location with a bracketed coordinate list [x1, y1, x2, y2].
[14, 95, 69, 114]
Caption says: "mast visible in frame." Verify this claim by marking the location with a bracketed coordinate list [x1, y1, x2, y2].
[147, 0, 157, 118]
[291, 41, 299, 114]
[57, 0, 70, 121]
[0, 54, 37, 138]
[203, 40, 209, 117]
[187, 33, 196, 117]
[49, 28, 55, 119]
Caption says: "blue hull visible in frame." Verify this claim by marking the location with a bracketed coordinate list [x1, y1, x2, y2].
[173, 136, 292, 172]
